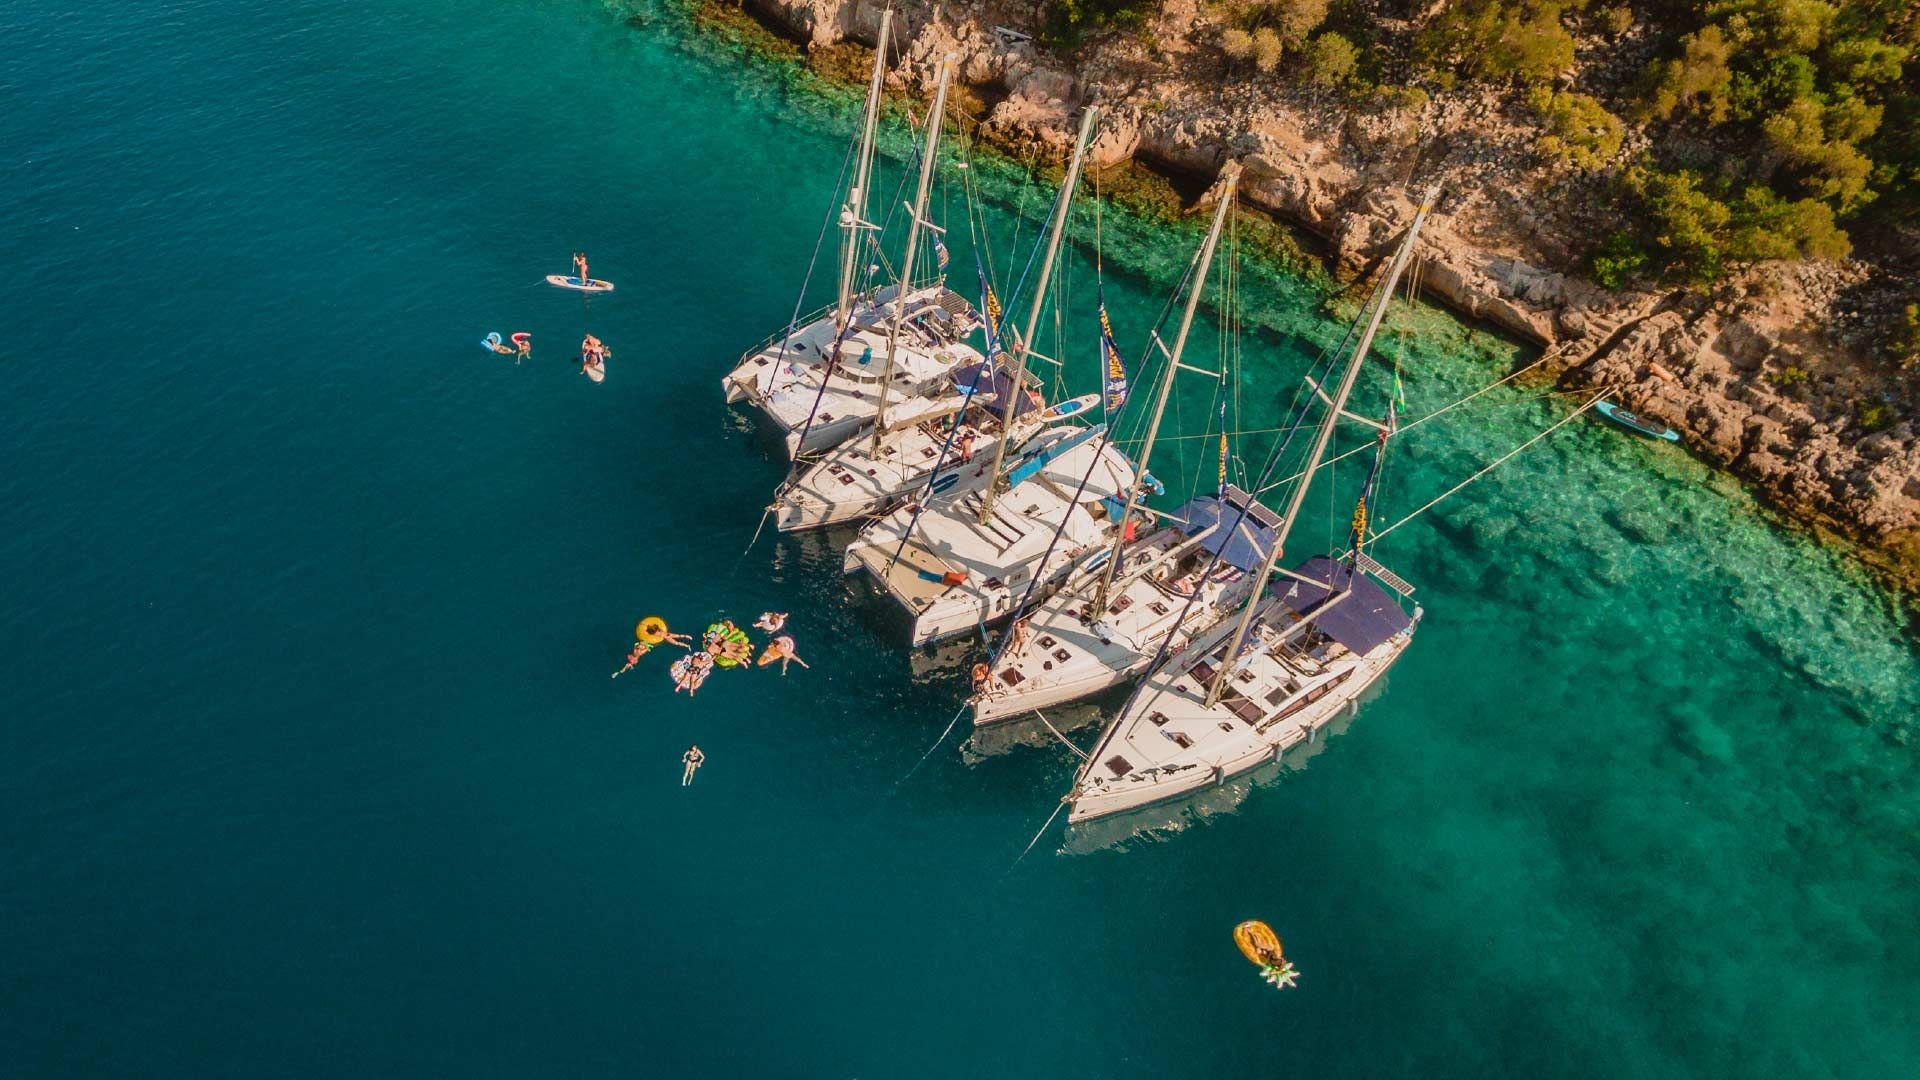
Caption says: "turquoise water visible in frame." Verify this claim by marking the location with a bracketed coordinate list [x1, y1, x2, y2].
[4, 2, 1917, 1076]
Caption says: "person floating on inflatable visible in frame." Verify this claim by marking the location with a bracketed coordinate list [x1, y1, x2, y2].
[756, 635, 809, 675]
[511, 332, 532, 363]
[703, 620, 754, 668]
[681, 744, 704, 787]
[580, 334, 609, 378]
[482, 331, 515, 356]
[753, 611, 787, 634]
[1233, 921, 1298, 990]
[635, 616, 693, 651]
[670, 651, 714, 696]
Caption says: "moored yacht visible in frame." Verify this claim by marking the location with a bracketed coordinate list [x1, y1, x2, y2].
[840, 424, 1141, 646]
[1066, 557, 1417, 822]
[1063, 182, 1444, 825]
[723, 17, 981, 458]
[971, 164, 1249, 724]
[722, 290, 984, 458]
[970, 486, 1278, 723]
[773, 361, 1095, 532]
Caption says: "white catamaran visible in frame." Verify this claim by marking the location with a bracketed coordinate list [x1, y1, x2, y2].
[721, 26, 984, 458]
[1064, 185, 1442, 824]
[970, 166, 1275, 724]
[842, 109, 1146, 647]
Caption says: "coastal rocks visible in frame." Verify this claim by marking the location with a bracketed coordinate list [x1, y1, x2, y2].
[746, 0, 851, 45]
[713, 0, 1917, 596]
[1411, 247, 1558, 345]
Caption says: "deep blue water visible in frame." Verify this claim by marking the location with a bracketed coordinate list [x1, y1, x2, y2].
[4, 2, 1917, 1076]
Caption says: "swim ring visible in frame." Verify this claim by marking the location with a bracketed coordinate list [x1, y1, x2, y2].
[636, 616, 670, 645]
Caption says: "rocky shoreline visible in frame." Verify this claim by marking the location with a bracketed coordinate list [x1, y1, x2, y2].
[692, 0, 1918, 608]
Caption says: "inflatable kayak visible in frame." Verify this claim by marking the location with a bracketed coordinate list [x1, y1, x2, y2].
[1596, 401, 1679, 442]
[546, 275, 615, 293]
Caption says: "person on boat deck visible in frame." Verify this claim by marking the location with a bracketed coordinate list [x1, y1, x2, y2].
[1007, 616, 1030, 657]
[956, 429, 977, 464]
[572, 251, 589, 284]
[681, 744, 705, 787]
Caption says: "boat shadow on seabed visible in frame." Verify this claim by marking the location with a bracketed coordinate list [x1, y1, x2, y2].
[1056, 675, 1392, 856]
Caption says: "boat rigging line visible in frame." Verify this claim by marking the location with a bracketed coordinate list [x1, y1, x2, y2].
[1365, 390, 1606, 544]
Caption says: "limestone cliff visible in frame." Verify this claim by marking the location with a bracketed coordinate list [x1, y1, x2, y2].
[727, 0, 1919, 591]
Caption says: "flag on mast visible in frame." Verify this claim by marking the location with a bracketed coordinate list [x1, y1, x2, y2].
[934, 236, 950, 272]
[977, 266, 1005, 362]
[1218, 398, 1230, 493]
[1099, 298, 1127, 414]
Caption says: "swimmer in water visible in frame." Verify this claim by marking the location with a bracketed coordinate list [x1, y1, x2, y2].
[611, 640, 649, 679]
[681, 744, 705, 786]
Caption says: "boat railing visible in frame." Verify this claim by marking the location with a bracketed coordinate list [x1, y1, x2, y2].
[738, 299, 844, 363]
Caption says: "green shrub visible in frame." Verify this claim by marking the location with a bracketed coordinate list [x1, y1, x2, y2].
[1857, 400, 1892, 432]
[1528, 88, 1625, 170]
[1637, 25, 1734, 123]
[1302, 32, 1359, 87]
[1417, 1, 1575, 86]
[1590, 232, 1649, 290]
[1252, 27, 1285, 71]
[1040, 0, 1159, 49]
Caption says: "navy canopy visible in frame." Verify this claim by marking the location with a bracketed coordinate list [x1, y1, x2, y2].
[1168, 486, 1281, 573]
[1269, 555, 1412, 655]
[950, 362, 1035, 421]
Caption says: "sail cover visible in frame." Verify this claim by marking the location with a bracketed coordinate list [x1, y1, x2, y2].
[949, 361, 1035, 421]
[1168, 485, 1281, 573]
[1269, 555, 1411, 655]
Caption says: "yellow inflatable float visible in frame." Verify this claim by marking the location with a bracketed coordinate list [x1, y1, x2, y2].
[1233, 920, 1298, 989]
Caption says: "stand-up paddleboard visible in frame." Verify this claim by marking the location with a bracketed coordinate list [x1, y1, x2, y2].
[1596, 400, 1680, 442]
[1036, 393, 1100, 424]
[546, 275, 615, 293]
[584, 362, 605, 383]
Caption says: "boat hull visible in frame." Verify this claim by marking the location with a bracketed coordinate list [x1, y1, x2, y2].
[972, 660, 1133, 725]
[1066, 637, 1408, 823]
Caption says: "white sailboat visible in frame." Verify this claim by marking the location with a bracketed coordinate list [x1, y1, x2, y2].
[720, 20, 984, 458]
[971, 166, 1265, 724]
[1064, 185, 1442, 824]
[841, 108, 1145, 647]
[771, 381, 1098, 532]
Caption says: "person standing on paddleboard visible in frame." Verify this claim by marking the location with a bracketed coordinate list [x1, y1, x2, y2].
[572, 251, 589, 285]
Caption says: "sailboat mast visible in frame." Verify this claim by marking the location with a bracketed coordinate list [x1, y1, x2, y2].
[835, 9, 893, 336]
[978, 106, 1099, 522]
[1202, 184, 1441, 709]
[1092, 164, 1240, 612]
[870, 54, 954, 448]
